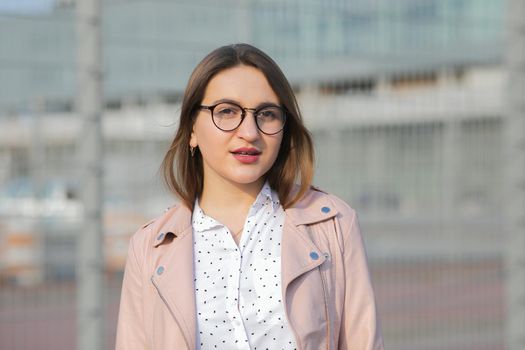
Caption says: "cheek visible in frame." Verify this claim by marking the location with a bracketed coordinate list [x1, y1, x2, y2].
[194, 125, 229, 161]
[267, 135, 283, 160]
[193, 117, 217, 147]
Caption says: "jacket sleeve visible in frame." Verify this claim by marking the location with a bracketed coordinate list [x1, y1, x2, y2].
[338, 209, 384, 350]
[116, 232, 148, 350]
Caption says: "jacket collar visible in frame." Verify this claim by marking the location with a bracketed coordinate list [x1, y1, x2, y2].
[284, 186, 339, 226]
[152, 204, 192, 247]
[152, 186, 339, 248]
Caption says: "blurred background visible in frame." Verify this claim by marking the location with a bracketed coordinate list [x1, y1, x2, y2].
[0, 0, 523, 349]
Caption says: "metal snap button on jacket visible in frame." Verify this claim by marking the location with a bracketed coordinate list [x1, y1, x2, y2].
[156, 266, 165, 275]
[309, 252, 319, 260]
[321, 206, 330, 213]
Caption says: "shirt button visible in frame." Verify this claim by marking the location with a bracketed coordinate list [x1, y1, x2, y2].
[309, 252, 319, 260]
[157, 232, 165, 241]
[321, 206, 331, 213]
[156, 266, 165, 275]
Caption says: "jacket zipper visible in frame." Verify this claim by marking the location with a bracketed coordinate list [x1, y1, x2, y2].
[150, 276, 191, 350]
[319, 265, 331, 350]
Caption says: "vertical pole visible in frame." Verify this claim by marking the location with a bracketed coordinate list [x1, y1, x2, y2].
[442, 119, 460, 221]
[30, 98, 45, 285]
[505, 0, 525, 349]
[76, 0, 104, 349]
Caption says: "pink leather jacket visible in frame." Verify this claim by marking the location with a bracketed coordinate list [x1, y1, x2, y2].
[116, 188, 384, 349]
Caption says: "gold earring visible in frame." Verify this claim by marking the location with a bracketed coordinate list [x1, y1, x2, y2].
[190, 146, 195, 157]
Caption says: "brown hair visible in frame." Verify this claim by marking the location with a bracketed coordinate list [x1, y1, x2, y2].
[161, 43, 314, 209]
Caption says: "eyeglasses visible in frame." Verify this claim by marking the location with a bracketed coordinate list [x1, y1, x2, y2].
[200, 101, 286, 135]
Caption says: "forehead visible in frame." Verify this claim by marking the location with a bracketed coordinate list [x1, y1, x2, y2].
[202, 65, 279, 105]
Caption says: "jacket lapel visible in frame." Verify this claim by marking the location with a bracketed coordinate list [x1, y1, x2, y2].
[281, 188, 338, 295]
[281, 219, 326, 291]
[150, 205, 196, 350]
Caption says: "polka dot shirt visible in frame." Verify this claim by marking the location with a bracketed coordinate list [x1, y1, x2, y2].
[192, 182, 297, 350]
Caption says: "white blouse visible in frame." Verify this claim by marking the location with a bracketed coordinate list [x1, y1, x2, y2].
[192, 182, 298, 350]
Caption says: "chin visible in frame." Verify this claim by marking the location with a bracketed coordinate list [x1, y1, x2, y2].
[232, 176, 265, 186]
[228, 172, 267, 186]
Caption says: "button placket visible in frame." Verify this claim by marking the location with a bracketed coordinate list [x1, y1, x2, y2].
[229, 252, 241, 308]
[227, 235, 248, 345]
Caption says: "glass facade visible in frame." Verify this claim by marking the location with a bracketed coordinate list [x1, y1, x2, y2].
[0, 0, 503, 112]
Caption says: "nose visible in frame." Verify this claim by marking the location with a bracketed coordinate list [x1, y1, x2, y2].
[236, 110, 260, 141]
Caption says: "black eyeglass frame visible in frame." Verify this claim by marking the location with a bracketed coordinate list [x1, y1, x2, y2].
[199, 102, 287, 135]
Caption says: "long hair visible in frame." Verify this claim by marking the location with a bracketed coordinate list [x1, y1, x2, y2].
[161, 43, 314, 209]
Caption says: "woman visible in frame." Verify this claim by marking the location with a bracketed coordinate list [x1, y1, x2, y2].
[116, 43, 384, 350]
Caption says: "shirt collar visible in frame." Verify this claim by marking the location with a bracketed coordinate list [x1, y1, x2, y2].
[192, 180, 280, 233]
[192, 199, 222, 233]
[250, 180, 273, 208]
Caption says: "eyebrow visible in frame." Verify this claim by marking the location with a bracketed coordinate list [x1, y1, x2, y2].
[208, 98, 280, 109]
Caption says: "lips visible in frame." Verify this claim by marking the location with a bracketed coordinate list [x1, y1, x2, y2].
[231, 147, 261, 164]
[231, 147, 261, 156]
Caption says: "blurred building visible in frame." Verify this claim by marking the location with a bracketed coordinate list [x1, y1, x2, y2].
[0, 1, 508, 348]
[0, 0, 502, 111]
[0, 0, 505, 246]
[0, 0, 504, 270]
[0, 0, 504, 195]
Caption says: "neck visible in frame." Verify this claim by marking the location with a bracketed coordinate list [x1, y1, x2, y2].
[199, 177, 265, 216]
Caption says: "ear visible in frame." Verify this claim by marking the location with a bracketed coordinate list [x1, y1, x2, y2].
[189, 131, 197, 148]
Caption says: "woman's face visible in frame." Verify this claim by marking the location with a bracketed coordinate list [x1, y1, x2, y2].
[190, 65, 283, 191]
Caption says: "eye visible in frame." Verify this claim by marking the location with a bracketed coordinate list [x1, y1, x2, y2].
[257, 107, 282, 121]
[217, 108, 234, 115]
[215, 103, 241, 118]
